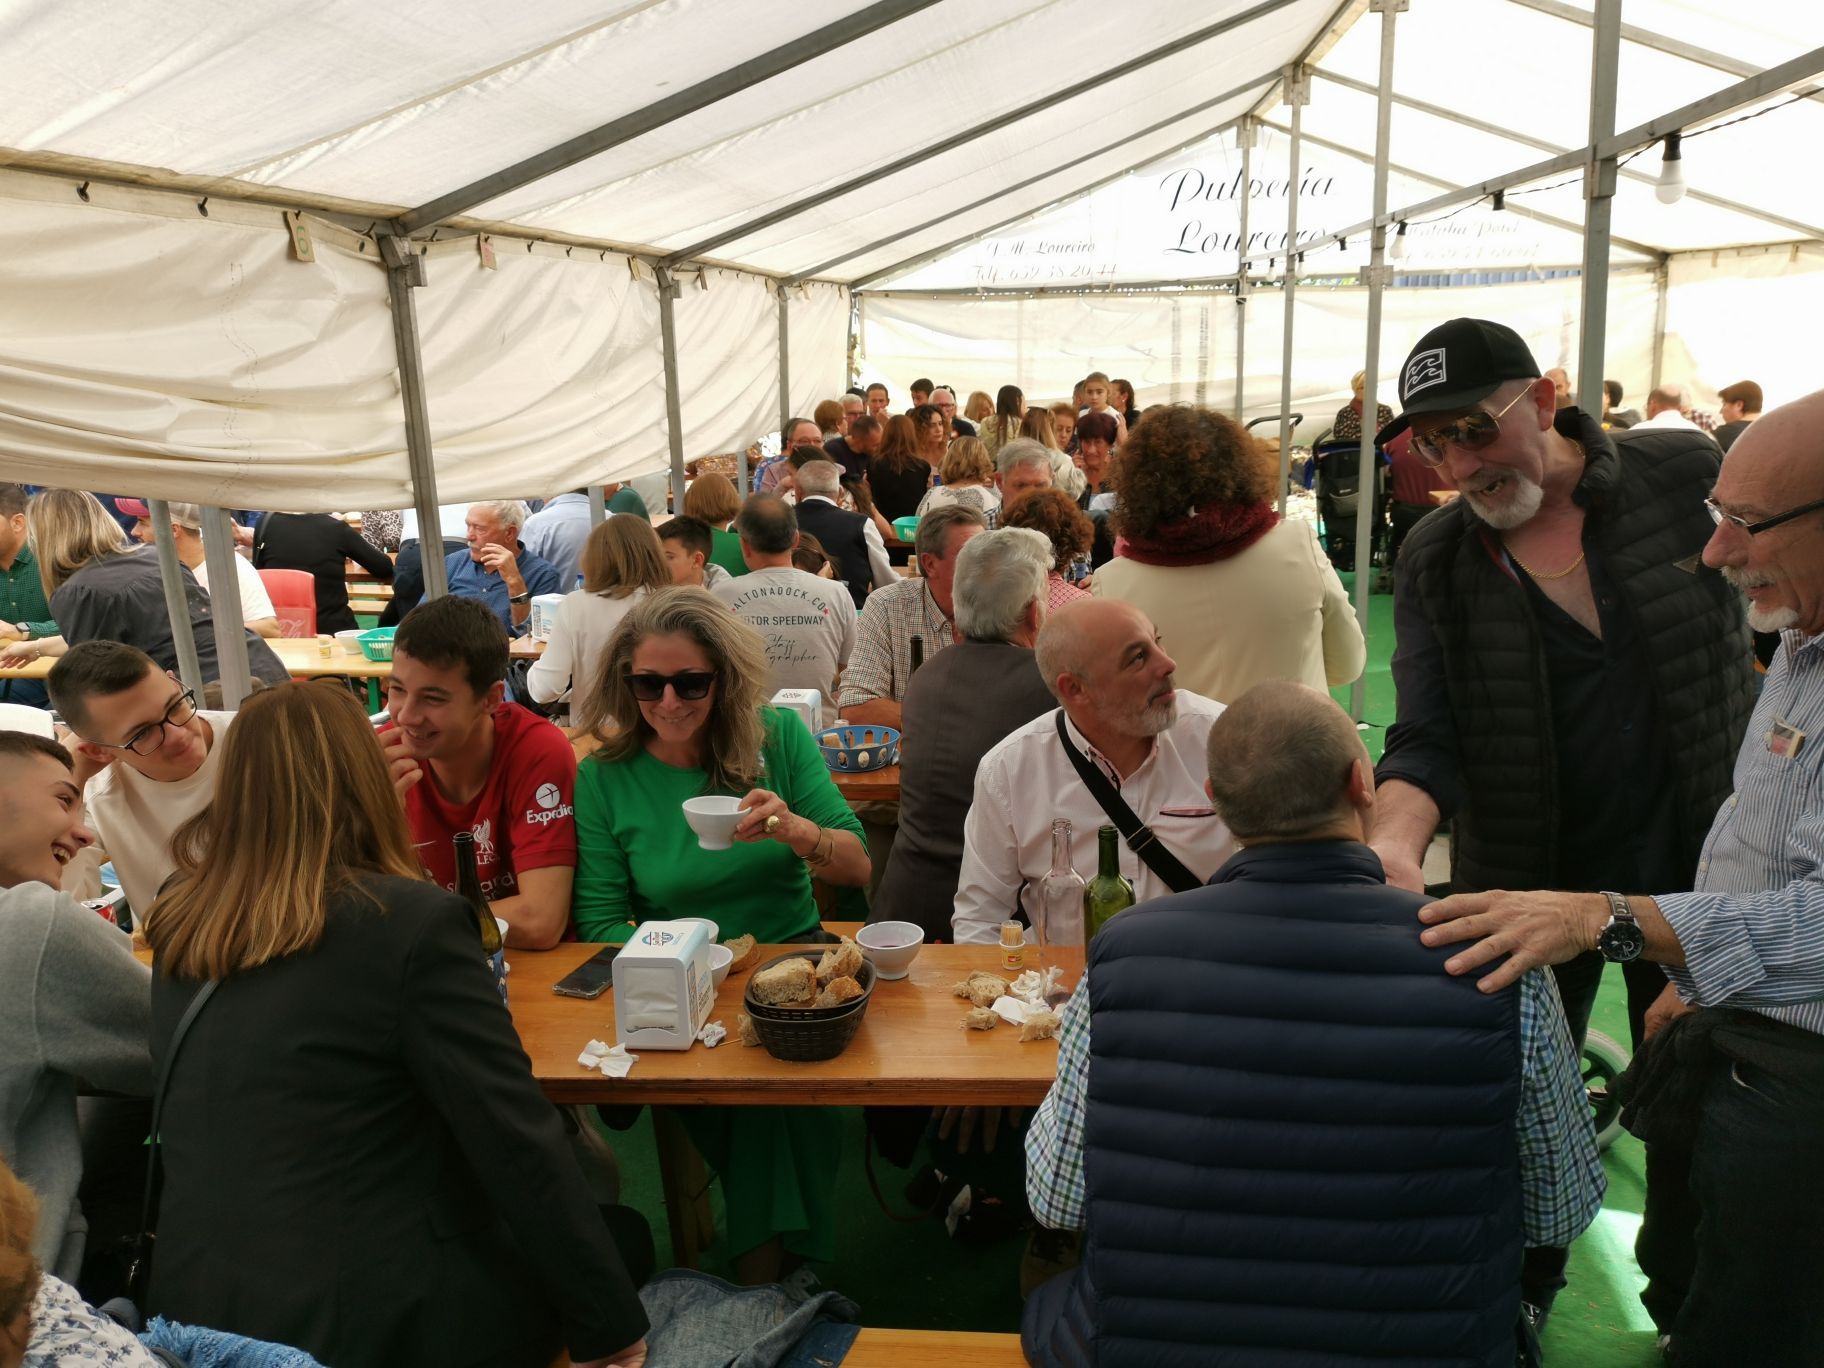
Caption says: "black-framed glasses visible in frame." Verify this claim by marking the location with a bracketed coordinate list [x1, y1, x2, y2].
[92, 688, 198, 756]
[1706, 494, 1824, 537]
[1411, 386, 1532, 467]
[624, 670, 716, 702]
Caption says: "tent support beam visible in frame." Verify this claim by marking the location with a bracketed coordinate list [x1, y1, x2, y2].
[1576, 0, 1623, 416]
[1505, 0, 1824, 108]
[1314, 70, 1824, 243]
[1651, 258, 1670, 392]
[146, 501, 204, 697]
[1278, 70, 1309, 519]
[199, 506, 251, 711]
[1258, 122, 1660, 259]
[381, 236, 448, 601]
[1353, 0, 1402, 723]
[1249, 0, 1366, 116]
[819, 69, 1276, 287]
[1247, 44, 1824, 265]
[656, 269, 688, 516]
[778, 287, 791, 441]
[392, 0, 945, 235]
[1234, 120, 1254, 419]
[588, 486, 607, 528]
[665, 0, 1304, 268]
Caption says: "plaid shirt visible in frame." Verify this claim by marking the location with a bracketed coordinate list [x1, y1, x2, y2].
[834, 576, 952, 710]
[1028, 963, 1604, 1246]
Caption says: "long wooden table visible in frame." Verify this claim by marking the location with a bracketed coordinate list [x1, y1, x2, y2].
[511, 939, 1064, 1107]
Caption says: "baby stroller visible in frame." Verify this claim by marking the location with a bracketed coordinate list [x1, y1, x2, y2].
[1584, 1029, 1630, 1150]
[1310, 439, 1390, 575]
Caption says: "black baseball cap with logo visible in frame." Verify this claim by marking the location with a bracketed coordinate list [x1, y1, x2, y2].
[1375, 318, 1542, 446]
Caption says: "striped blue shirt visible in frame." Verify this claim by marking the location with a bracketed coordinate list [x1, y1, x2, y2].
[1657, 629, 1824, 1035]
[1028, 962, 1604, 1248]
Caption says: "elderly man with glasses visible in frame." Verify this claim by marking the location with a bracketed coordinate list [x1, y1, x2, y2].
[46, 640, 236, 923]
[1420, 388, 1824, 1366]
[1366, 318, 1755, 1328]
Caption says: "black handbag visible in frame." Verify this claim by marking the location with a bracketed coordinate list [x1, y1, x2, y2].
[126, 979, 219, 1308]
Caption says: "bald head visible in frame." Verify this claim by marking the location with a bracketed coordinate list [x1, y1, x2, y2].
[1205, 682, 1371, 845]
[1647, 384, 1687, 417]
[1035, 598, 1180, 742]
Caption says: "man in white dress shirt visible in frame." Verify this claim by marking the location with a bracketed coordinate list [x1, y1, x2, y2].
[952, 598, 1234, 943]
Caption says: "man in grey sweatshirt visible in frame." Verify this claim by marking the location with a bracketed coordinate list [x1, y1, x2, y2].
[0, 730, 152, 1282]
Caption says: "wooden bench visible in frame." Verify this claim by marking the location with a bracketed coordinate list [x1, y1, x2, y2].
[554, 1328, 1023, 1366]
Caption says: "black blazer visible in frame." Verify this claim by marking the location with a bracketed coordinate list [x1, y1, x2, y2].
[147, 875, 646, 1368]
[253, 512, 396, 635]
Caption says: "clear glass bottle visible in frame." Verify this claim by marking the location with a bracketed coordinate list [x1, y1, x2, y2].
[1085, 824, 1136, 938]
[1036, 819, 1086, 1002]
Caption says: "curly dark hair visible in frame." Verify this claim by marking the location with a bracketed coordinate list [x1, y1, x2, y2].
[1001, 487, 1093, 573]
[1110, 404, 1273, 540]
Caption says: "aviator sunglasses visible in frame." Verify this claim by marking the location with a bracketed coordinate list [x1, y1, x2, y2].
[624, 670, 717, 701]
[1411, 385, 1532, 467]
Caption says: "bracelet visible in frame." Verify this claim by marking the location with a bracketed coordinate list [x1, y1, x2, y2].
[802, 826, 837, 868]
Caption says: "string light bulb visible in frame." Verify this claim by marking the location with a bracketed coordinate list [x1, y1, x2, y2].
[1656, 130, 1686, 204]
[1390, 221, 1409, 261]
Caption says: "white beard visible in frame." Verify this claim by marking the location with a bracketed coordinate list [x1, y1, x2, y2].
[1721, 567, 1799, 633]
[1462, 471, 1545, 530]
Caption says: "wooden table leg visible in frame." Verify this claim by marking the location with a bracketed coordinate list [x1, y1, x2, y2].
[651, 1107, 715, 1269]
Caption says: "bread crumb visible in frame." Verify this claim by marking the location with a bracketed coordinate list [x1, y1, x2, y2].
[961, 1007, 999, 1031]
[1018, 1010, 1062, 1042]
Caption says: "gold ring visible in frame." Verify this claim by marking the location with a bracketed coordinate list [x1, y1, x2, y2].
[764, 814, 781, 834]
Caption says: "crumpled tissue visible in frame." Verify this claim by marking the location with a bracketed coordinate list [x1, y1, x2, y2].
[577, 1038, 638, 1078]
[698, 1020, 727, 1048]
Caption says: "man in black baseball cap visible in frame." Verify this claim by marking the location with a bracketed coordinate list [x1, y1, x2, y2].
[1367, 317, 1754, 1330]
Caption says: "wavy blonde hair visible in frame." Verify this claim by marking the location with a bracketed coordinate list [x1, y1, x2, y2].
[27, 489, 129, 597]
[587, 587, 770, 794]
[147, 682, 427, 980]
[940, 436, 995, 487]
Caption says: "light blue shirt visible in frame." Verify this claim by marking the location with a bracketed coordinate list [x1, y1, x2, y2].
[521, 493, 592, 588]
[443, 542, 563, 637]
[1657, 628, 1824, 1035]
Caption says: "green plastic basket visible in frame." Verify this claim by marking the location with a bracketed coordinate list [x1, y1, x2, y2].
[891, 515, 919, 543]
[356, 627, 397, 662]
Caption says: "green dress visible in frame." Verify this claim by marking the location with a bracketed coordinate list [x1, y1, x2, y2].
[572, 707, 865, 1262]
[709, 527, 748, 580]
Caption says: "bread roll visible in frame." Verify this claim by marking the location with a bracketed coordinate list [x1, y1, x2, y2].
[961, 1007, 999, 1030]
[816, 937, 863, 985]
[813, 975, 864, 1009]
[751, 957, 816, 1006]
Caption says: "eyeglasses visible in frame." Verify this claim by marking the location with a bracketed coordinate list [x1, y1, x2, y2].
[1705, 494, 1824, 537]
[624, 670, 717, 702]
[93, 688, 198, 756]
[1410, 386, 1532, 467]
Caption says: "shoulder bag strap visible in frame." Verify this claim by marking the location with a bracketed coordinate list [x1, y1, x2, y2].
[128, 978, 219, 1303]
[1053, 711, 1202, 895]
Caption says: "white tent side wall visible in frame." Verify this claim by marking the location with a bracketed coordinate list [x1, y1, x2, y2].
[1660, 244, 1824, 411]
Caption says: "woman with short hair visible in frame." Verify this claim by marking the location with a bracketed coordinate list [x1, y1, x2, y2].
[681, 472, 747, 578]
[916, 436, 1002, 526]
[571, 589, 868, 1285]
[1001, 487, 1095, 609]
[813, 398, 846, 442]
[963, 390, 994, 425]
[142, 683, 648, 1368]
[1332, 369, 1395, 444]
[527, 516, 669, 726]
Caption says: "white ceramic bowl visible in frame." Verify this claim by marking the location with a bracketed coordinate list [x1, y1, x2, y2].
[708, 944, 734, 988]
[682, 796, 745, 850]
[856, 921, 924, 981]
[674, 916, 721, 945]
[335, 628, 367, 656]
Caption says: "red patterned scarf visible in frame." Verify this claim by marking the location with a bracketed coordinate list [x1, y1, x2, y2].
[1114, 502, 1280, 567]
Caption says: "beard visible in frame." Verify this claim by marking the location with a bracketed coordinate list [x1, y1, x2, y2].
[1722, 566, 1800, 633]
[1113, 685, 1178, 738]
[1461, 469, 1546, 530]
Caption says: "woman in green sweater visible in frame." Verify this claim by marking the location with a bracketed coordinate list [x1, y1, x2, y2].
[571, 586, 869, 1283]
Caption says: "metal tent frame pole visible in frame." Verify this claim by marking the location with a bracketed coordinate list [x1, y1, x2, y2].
[588, 486, 607, 528]
[656, 268, 688, 514]
[1234, 120, 1255, 419]
[1352, 0, 1404, 723]
[778, 285, 792, 438]
[145, 500, 204, 696]
[1576, 0, 1624, 415]
[846, 292, 860, 390]
[1277, 70, 1309, 519]
[198, 506, 251, 710]
[381, 235, 448, 600]
[1650, 258, 1670, 392]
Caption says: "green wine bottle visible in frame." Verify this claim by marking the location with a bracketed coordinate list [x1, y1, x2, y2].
[1084, 824, 1135, 937]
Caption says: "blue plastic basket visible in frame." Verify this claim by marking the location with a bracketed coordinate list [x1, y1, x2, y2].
[817, 724, 901, 772]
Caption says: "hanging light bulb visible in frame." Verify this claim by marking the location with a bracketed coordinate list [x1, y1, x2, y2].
[1390, 221, 1409, 261]
[1656, 130, 1686, 204]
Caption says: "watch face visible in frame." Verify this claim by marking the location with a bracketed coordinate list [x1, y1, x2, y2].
[1600, 919, 1646, 963]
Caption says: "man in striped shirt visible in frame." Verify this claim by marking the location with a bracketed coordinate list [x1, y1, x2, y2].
[1419, 390, 1824, 1366]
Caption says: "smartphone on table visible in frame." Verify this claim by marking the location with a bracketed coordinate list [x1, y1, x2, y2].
[552, 945, 620, 999]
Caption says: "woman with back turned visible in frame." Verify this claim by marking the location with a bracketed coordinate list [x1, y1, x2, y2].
[142, 682, 648, 1368]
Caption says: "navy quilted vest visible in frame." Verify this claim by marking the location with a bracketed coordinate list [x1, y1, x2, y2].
[1024, 842, 1524, 1368]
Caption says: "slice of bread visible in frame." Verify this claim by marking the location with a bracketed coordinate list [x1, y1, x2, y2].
[750, 957, 816, 1006]
[961, 1007, 999, 1031]
[723, 934, 758, 972]
[813, 975, 864, 1009]
[952, 971, 1006, 1008]
[815, 937, 863, 984]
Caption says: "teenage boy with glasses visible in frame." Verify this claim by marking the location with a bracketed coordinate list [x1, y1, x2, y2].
[47, 641, 235, 922]
[1367, 318, 1756, 1327]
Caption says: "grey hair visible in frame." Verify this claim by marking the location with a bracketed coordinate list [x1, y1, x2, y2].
[468, 500, 526, 533]
[164, 502, 205, 531]
[1033, 606, 1096, 701]
[794, 459, 842, 498]
[952, 529, 1050, 642]
[913, 503, 988, 561]
[996, 438, 1053, 479]
[1204, 681, 1368, 843]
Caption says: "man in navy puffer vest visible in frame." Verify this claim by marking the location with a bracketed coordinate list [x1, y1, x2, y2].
[1022, 682, 1603, 1367]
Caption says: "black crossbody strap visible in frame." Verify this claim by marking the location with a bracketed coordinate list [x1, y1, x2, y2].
[1053, 711, 1202, 895]
[129, 978, 219, 1300]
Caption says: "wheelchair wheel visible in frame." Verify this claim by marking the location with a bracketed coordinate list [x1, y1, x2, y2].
[1583, 1028, 1629, 1151]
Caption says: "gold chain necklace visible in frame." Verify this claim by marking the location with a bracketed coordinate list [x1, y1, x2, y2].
[1506, 544, 1586, 580]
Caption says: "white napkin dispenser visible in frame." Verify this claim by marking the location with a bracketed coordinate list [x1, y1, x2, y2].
[613, 919, 714, 1050]
[770, 688, 822, 736]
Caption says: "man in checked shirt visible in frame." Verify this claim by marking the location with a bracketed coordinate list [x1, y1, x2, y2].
[1423, 391, 1824, 1366]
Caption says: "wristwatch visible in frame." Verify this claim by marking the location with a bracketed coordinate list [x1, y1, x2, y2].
[508, 590, 531, 605]
[11, 622, 27, 638]
[1597, 891, 1645, 963]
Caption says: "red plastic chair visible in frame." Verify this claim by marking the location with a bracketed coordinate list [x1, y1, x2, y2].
[258, 568, 317, 637]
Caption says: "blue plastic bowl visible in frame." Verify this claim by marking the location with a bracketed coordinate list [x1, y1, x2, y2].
[817, 724, 902, 772]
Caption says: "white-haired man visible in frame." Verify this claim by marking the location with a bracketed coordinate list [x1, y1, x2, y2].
[444, 501, 564, 636]
[994, 439, 1055, 511]
[952, 597, 1234, 944]
[792, 459, 895, 608]
[875, 529, 1057, 941]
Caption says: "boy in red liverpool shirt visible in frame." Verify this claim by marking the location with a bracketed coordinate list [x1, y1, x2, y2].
[381, 595, 577, 948]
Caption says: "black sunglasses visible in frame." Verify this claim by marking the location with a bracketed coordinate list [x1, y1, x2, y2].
[624, 670, 717, 702]
[1411, 386, 1531, 467]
